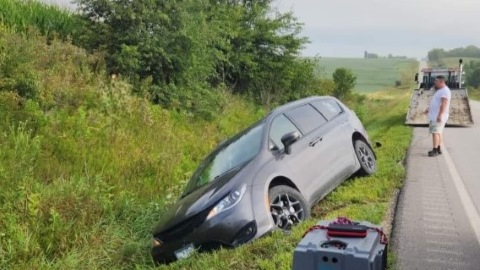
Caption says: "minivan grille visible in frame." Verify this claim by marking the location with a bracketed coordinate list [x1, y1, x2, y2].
[154, 207, 211, 242]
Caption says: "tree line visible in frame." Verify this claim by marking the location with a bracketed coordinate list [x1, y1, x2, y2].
[72, 0, 335, 117]
[1, 0, 361, 119]
[428, 45, 480, 62]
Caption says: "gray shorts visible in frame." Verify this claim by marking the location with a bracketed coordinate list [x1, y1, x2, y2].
[429, 121, 445, 134]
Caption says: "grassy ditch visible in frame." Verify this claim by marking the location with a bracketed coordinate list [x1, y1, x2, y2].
[0, 19, 417, 268]
[0, 87, 414, 270]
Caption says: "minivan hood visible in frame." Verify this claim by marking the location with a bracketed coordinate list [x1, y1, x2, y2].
[152, 162, 251, 236]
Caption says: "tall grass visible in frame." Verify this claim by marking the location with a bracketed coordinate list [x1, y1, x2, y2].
[0, 0, 81, 39]
[0, 27, 264, 269]
[0, 17, 417, 269]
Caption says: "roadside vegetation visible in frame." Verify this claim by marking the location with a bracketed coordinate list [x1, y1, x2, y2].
[468, 88, 480, 101]
[1, 0, 417, 269]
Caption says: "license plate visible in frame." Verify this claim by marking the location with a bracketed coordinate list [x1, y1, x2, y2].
[174, 244, 195, 260]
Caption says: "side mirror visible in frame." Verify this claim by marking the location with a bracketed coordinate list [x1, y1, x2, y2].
[281, 132, 300, 155]
[414, 73, 419, 83]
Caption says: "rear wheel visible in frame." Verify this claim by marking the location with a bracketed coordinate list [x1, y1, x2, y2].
[269, 186, 310, 230]
[354, 139, 376, 175]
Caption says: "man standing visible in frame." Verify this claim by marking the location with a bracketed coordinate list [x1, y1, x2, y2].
[425, 75, 451, 157]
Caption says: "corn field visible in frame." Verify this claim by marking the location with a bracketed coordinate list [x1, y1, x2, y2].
[0, 0, 81, 38]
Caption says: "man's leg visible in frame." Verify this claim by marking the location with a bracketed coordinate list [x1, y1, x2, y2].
[428, 121, 440, 156]
[433, 133, 440, 148]
[429, 133, 440, 156]
[436, 122, 445, 154]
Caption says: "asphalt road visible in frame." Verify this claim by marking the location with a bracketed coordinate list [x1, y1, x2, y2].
[392, 98, 480, 269]
[443, 100, 480, 217]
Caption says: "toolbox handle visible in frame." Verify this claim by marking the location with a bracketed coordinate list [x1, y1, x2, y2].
[320, 240, 348, 249]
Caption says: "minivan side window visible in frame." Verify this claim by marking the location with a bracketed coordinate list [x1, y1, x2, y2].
[311, 99, 344, 121]
[285, 104, 327, 134]
[269, 114, 301, 151]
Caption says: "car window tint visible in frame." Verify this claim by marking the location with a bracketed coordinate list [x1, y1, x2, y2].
[269, 114, 301, 150]
[311, 99, 344, 121]
[285, 104, 327, 134]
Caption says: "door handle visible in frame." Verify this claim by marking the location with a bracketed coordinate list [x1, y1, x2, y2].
[309, 137, 323, 147]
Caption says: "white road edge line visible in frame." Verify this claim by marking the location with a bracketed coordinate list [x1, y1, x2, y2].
[443, 147, 480, 245]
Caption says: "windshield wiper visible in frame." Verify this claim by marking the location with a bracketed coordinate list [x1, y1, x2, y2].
[214, 164, 242, 180]
[214, 158, 255, 180]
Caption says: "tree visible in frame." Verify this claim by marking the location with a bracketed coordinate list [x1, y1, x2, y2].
[76, 0, 198, 86]
[465, 60, 480, 88]
[428, 48, 445, 62]
[206, 0, 310, 105]
[332, 68, 356, 99]
[74, 0, 313, 111]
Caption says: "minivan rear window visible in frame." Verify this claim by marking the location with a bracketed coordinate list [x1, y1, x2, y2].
[312, 99, 344, 121]
[285, 104, 327, 134]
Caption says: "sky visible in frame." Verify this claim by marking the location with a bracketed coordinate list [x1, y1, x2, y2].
[276, 0, 480, 59]
[42, 0, 480, 59]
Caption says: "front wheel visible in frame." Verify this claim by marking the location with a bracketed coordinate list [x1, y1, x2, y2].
[269, 186, 310, 230]
[354, 139, 376, 176]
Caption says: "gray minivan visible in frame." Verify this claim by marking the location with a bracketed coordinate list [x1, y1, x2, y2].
[151, 96, 376, 263]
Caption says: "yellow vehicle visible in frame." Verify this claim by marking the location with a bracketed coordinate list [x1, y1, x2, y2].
[406, 59, 474, 126]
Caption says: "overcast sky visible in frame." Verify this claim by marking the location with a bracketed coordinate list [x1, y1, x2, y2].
[276, 0, 480, 59]
[42, 0, 480, 59]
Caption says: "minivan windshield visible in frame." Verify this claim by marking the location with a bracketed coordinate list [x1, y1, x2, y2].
[182, 123, 264, 197]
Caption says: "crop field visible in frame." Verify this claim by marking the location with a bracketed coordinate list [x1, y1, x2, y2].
[316, 57, 418, 93]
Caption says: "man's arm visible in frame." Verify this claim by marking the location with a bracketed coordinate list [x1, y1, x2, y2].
[437, 97, 448, 122]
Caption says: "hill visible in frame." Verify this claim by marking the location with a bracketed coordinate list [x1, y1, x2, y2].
[316, 58, 418, 93]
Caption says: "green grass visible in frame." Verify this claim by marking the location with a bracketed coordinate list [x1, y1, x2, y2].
[0, 22, 417, 269]
[316, 58, 417, 93]
[468, 88, 480, 100]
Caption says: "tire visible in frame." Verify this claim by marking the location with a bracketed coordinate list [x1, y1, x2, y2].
[354, 139, 376, 176]
[268, 185, 310, 230]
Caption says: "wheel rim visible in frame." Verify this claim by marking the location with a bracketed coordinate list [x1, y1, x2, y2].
[270, 193, 304, 230]
[358, 143, 375, 172]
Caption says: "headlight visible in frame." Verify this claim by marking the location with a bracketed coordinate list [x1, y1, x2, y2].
[206, 184, 247, 221]
[152, 238, 163, 248]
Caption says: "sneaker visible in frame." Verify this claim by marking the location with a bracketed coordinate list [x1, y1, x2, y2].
[428, 148, 439, 157]
[437, 146, 442, 154]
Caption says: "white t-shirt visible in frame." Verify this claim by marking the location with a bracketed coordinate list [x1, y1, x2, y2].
[428, 86, 451, 123]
